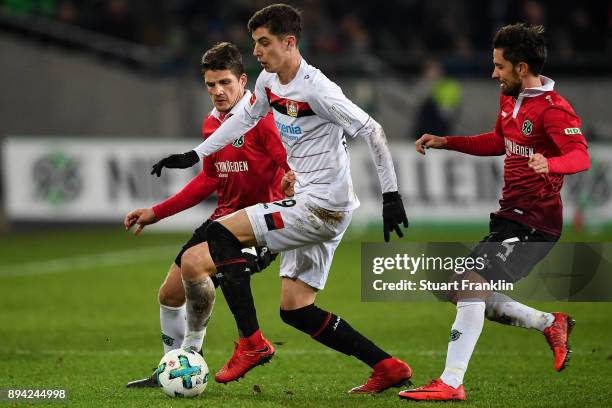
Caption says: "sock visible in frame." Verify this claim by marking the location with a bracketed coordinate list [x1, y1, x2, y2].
[181, 277, 215, 351]
[440, 300, 485, 389]
[160, 303, 186, 354]
[280, 304, 391, 367]
[485, 292, 554, 331]
[206, 222, 259, 338]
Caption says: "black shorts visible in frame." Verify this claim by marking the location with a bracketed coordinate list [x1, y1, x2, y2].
[469, 214, 559, 283]
[174, 219, 213, 267]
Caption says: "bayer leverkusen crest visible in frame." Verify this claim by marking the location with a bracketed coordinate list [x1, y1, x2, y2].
[287, 100, 299, 117]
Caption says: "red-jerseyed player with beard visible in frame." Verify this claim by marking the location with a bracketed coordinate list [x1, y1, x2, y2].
[123, 42, 289, 388]
[401, 24, 589, 401]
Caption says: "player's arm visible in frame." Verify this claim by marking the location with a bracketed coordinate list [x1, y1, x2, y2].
[528, 108, 589, 175]
[308, 77, 408, 241]
[151, 73, 271, 176]
[126, 160, 219, 235]
[416, 114, 505, 156]
[153, 162, 219, 220]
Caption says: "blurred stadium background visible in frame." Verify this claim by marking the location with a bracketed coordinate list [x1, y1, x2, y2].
[1, 1, 612, 407]
[1, 0, 611, 233]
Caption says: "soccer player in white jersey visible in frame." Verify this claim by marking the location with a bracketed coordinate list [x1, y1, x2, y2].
[151, 3, 411, 394]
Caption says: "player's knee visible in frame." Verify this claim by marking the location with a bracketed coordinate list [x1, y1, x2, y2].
[205, 222, 241, 253]
[158, 284, 184, 308]
[180, 249, 209, 281]
[205, 221, 246, 285]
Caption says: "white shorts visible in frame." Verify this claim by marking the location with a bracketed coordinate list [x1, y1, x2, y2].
[245, 194, 352, 289]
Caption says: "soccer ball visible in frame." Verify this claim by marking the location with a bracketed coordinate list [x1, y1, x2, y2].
[157, 347, 209, 398]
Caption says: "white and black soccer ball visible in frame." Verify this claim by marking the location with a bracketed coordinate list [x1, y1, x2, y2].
[157, 347, 209, 398]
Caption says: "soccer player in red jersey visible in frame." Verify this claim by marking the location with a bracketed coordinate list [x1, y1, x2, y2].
[123, 42, 289, 387]
[400, 24, 589, 401]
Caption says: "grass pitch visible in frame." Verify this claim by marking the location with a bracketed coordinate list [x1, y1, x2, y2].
[1, 223, 611, 407]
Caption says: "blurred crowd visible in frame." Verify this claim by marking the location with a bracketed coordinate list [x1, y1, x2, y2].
[2, 0, 611, 70]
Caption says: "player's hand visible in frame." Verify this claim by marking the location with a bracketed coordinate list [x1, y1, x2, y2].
[151, 150, 200, 177]
[124, 208, 157, 236]
[415, 133, 447, 155]
[242, 246, 278, 273]
[281, 170, 296, 197]
[528, 153, 549, 174]
[382, 191, 409, 242]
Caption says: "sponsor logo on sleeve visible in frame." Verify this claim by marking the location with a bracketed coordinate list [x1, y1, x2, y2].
[564, 128, 582, 135]
[329, 104, 352, 128]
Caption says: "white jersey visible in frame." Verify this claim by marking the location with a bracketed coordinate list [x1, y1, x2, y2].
[194, 58, 398, 212]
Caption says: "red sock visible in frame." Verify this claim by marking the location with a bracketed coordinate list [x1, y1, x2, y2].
[239, 329, 265, 349]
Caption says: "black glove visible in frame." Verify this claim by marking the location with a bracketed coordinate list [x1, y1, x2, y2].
[243, 246, 278, 273]
[382, 191, 409, 242]
[151, 150, 200, 177]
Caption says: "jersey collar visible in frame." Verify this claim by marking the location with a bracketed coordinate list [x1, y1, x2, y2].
[518, 75, 555, 98]
[512, 76, 554, 118]
[210, 89, 252, 122]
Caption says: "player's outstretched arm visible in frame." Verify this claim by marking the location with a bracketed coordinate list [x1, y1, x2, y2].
[124, 208, 157, 236]
[151, 83, 269, 177]
[151, 150, 200, 177]
[152, 171, 219, 220]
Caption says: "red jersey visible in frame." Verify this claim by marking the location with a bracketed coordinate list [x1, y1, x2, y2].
[445, 77, 589, 236]
[153, 90, 289, 221]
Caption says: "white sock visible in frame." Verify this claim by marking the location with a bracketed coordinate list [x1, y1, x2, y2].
[160, 303, 186, 354]
[181, 277, 215, 352]
[485, 292, 554, 331]
[440, 300, 485, 389]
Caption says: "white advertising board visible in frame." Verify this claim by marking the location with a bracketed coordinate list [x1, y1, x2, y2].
[3, 137, 611, 229]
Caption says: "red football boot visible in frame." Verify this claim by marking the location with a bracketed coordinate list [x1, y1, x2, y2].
[348, 357, 413, 394]
[214, 330, 275, 383]
[543, 312, 575, 372]
[398, 378, 466, 401]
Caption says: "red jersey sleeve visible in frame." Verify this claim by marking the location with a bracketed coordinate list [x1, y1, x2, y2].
[444, 113, 505, 156]
[543, 107, 590, 174]
[256, 113, 290, 172]
[152, 170, 218, 220]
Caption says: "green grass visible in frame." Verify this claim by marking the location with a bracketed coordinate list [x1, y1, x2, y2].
[1, 225, 611, 407]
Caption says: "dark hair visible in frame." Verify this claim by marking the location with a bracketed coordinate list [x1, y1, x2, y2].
[247, 3, 302, 42]
[493, 23, 547, 75]
[201, 42, 244, 79]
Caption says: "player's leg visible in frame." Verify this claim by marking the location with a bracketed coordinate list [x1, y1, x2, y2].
[400, 217, 561, 401]
[209, 196, 359, 383]
[278, 276, 412, 394]
[179, 242, 216, 353]
[399, 271, 487, 401]
[485, 292, 553, 330]
[485, 292, 574, 371]
[126, 262, 187, 388]
[158, 263, 186, 353]
[200, 210, 277, 383]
